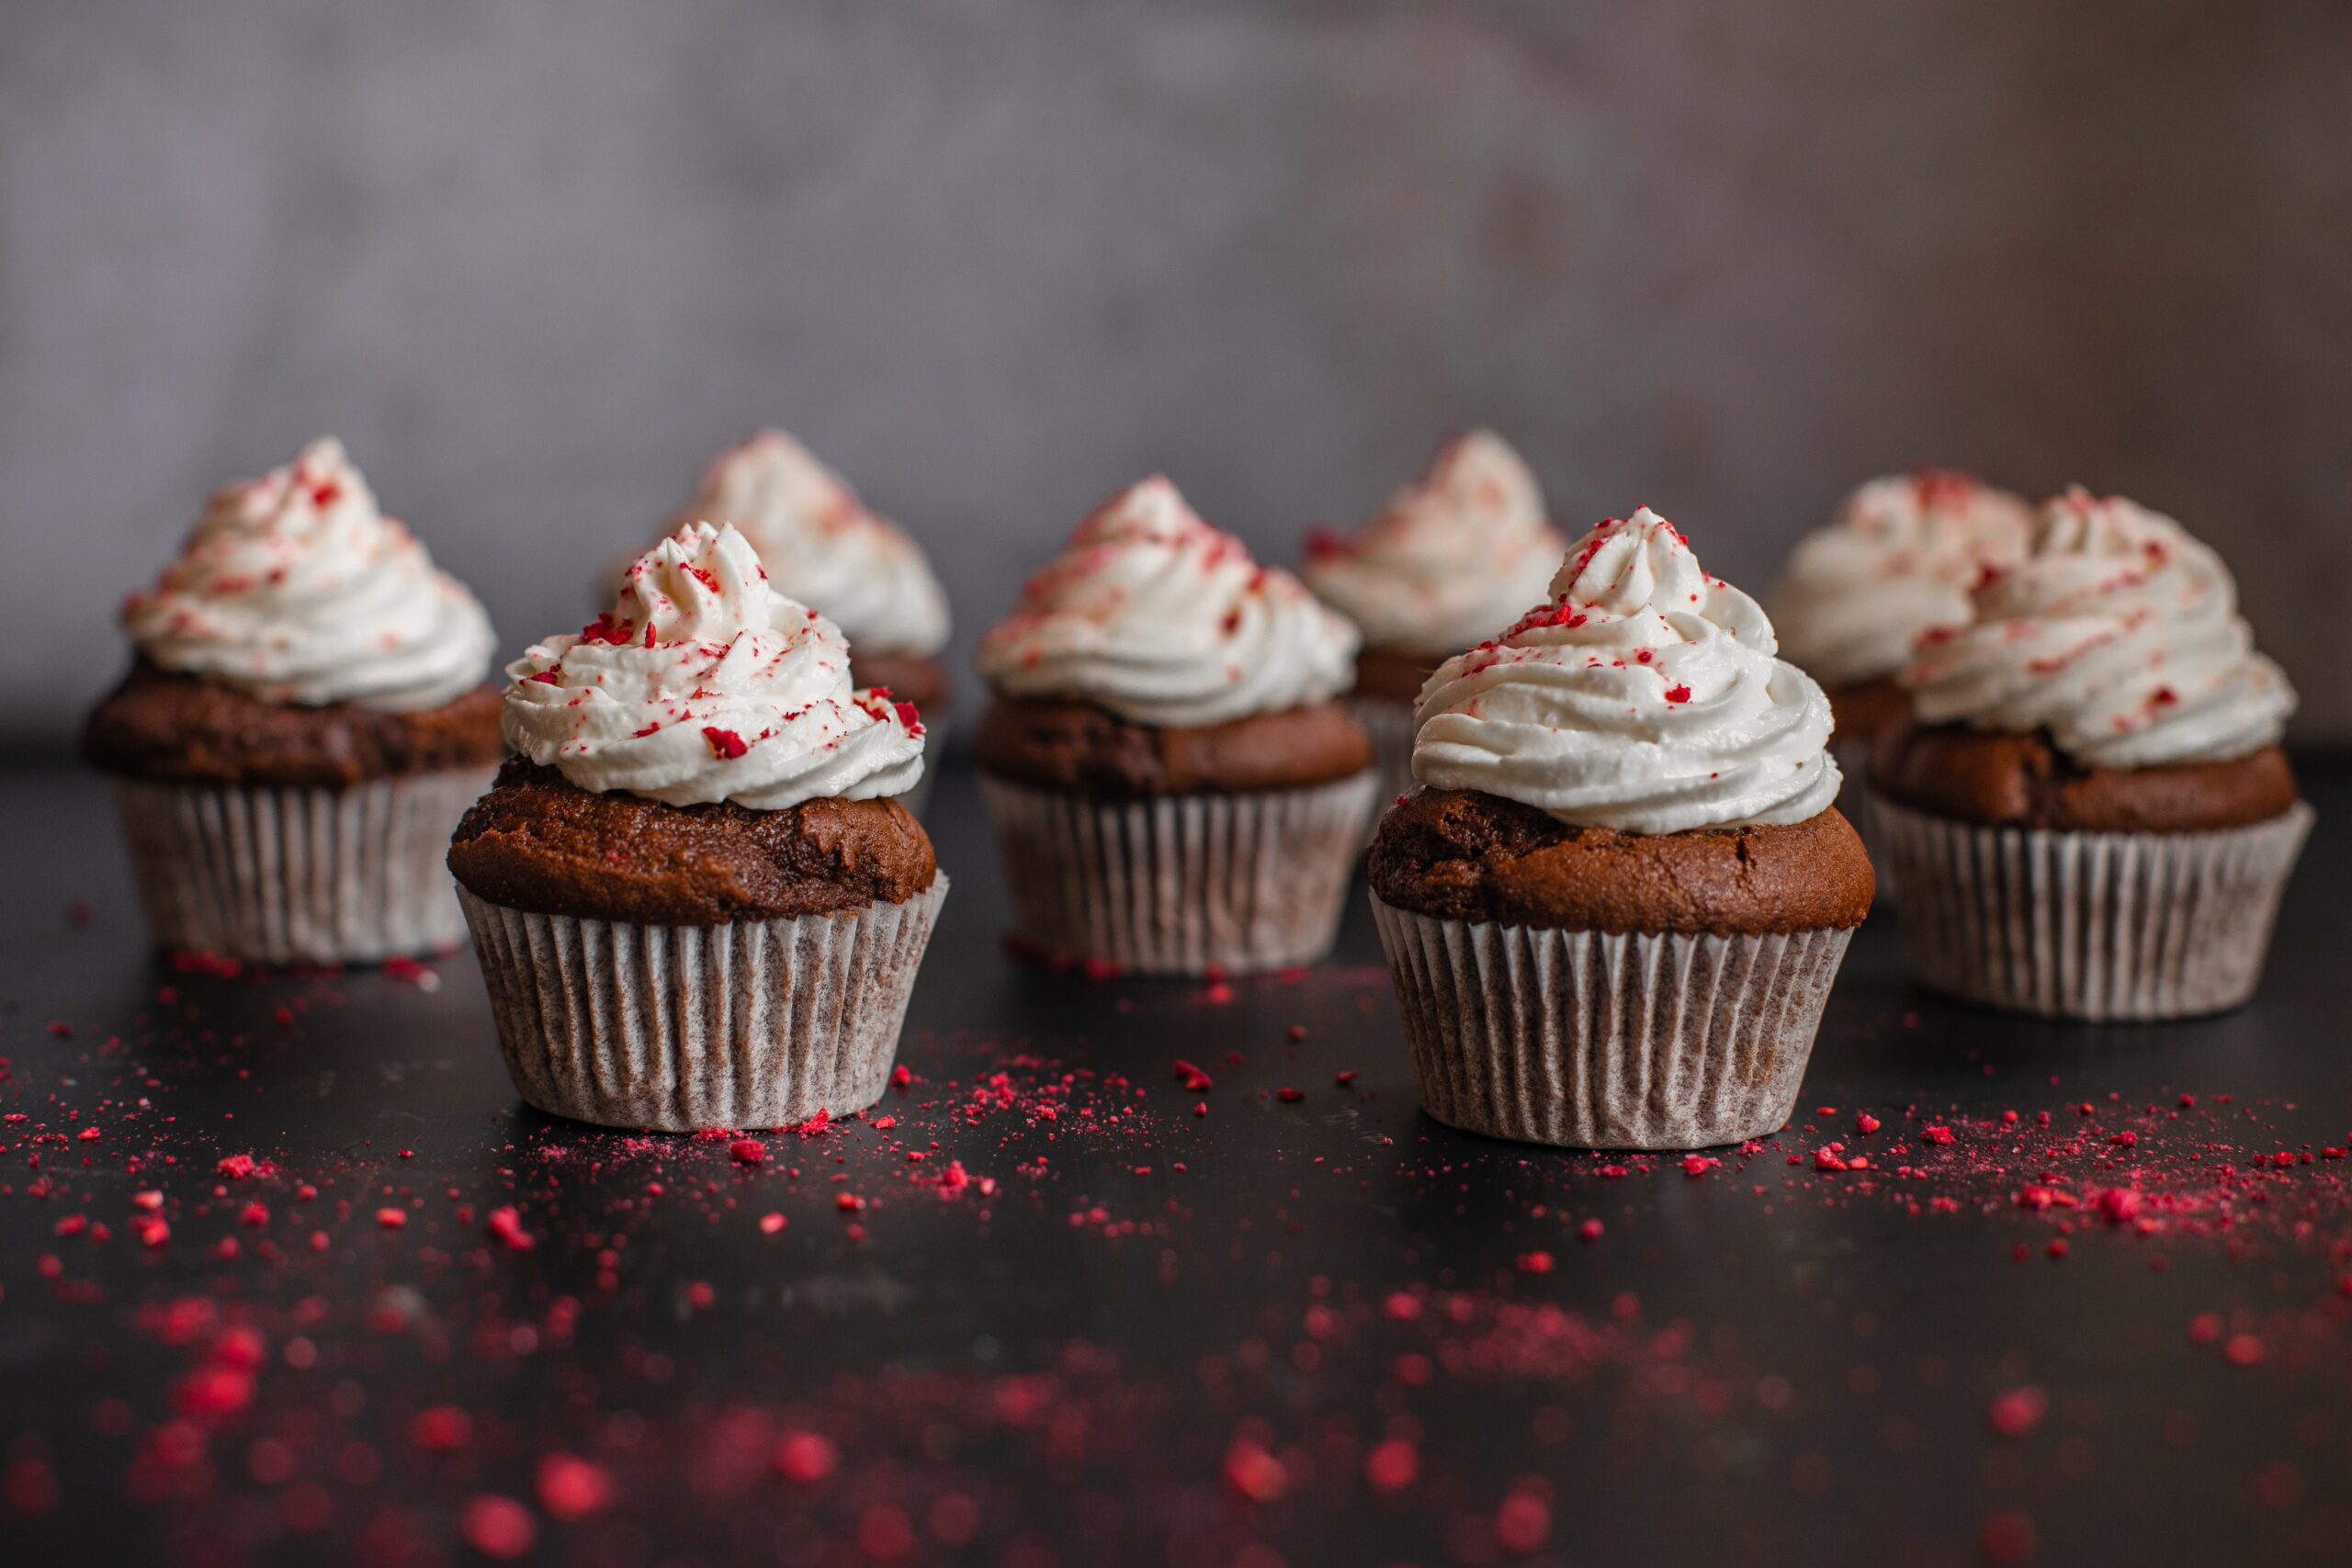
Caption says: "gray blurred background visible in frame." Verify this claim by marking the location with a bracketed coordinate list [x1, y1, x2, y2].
[6, 0, 2348, 747]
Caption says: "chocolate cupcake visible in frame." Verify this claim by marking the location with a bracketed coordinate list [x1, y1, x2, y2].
[630, 430, 951, 814]
[1768, 470, 2030, 779]
[975, 477, 1375, 974]
[452, 521, 944, 1131]
[1302, 432, 1566, 815]
[1871, 489, 2309, 1020]
[82, 438, 502, 962]
[1368, 507, 1872, 1150]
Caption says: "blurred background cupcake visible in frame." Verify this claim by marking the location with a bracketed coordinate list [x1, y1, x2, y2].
[1767, 469, 2031, 784]
[452, 521, 944, 1131]
[1302, 431, 1565, 814]
[975, 476, 1374, 975]
[80, 438, 502, 963]
[1368, 507, 1872, 1150]
[632, 429, 952, 814]
[1871, 488, 2309, 1020]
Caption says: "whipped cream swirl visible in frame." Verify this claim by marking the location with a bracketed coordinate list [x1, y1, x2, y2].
[1767, 469, 2032, 691]
[505, 522, 925, 807]
[1303, 430, 1566, 658]
[671, 430, 950, 658]
[122, 438, 494, 711]
[1413, 507, 1842, 834]
[977, 476, 1359, 727]
[1902, 489, 2295, 769]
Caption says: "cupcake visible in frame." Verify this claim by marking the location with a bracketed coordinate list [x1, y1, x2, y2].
[81, 438, 502, 963]
[1768, 469, 2031, 767]
[1870, 488, 2309, 1021]
[974, 477, 1375, 975]
[1303, 431, 1566, 808]
[449, 521, 944, 1132]
[1368, 507, 1873, 1151]
[650, 431, 950, 812]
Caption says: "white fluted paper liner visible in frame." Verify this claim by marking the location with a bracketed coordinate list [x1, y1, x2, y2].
[1350, 694, 1419, 841]
[111, 769, 493, 964]
[1371, 895, 1855, 1150]
[1867, 794, 2312, 1021]
[978, 773, 1378, 975]
[458, 877, 948, 1132]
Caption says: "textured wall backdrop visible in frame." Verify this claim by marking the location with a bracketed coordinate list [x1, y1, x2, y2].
[5, 1, 2348, 745]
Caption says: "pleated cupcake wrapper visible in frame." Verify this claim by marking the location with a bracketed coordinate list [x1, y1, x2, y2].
[978, 773, 1378, 976]
[1371, 895, 1855, 1150]
[458, 877, 948, 1132]
[110, 769, 493, 964]
[1350, 694, 1419, 843]
[1867, 795, 2313, 1021]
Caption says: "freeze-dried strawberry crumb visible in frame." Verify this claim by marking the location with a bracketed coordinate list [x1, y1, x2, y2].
[1363, 1438, 1418, 1492]
[536, 1453, 613, 1520]
[485, 1207, 535, 1250]
[1222, 1437, 1287, 1503]
[1494, 1482, 1552, 1553]
[702, 727, 749, 759]
[1986, 1386, 2048, 1438]
[460, 1494, 537, 1560]
[1515, 1250, 1555, 1274]
[774, 1431, 837, 1483]
[729, 1139, 767, 1167]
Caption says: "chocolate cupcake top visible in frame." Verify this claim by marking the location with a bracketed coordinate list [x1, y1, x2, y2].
[666, 429, 949, 659]
[1302, 430, 1566, 659]
[1412, 507, 1840, 835]
[1766, 469, 2030, 693]
[976, 476, 1358, 727]
[504, 521, 924, 808]
[1901, 489, 2295, 770]
[120, 437, 494, 712]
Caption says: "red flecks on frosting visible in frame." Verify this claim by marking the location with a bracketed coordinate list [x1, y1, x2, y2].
[1663, 684, 1692, 705]
[702, 728, 750, 760]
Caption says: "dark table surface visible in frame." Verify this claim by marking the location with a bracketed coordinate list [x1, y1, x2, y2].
[2, 756, 2348, 1568]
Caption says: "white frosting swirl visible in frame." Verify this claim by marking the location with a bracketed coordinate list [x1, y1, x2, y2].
[122, 438, 493, 711]
[505, 522, 925, 807]
[1902, 489, 2295, 769]
[977, 476, 1360, 727]
[1767, 470, 2032, 690]
[668, 430, 950, 659]
[1413, 506, 1842, 834]
[1302, 430, 1567, 658]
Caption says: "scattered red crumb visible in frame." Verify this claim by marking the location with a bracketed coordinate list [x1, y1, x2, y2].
[459, 1494, 537, 1560]
[1363, 1438, 1418, 1492]
[375, 1208, 407, 1230]
[536, 1452, 614, 1520]
[774, 1431, 838, 1484]
[409, 1406, 473, 1451]
[729, 1139, 767, 1166]
[1222, 1437, 1287, 1504]
[485, 1206, 536, 1250]
[1515, 1250, 1555, 1275]
[1986, 1386, 2048, 1439]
